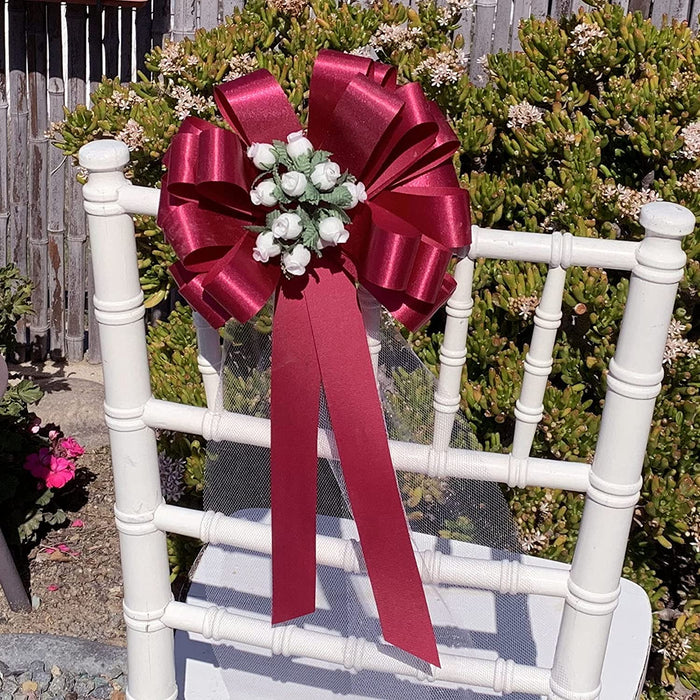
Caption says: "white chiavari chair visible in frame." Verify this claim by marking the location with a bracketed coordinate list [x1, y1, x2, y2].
[80, 138, 693, 700]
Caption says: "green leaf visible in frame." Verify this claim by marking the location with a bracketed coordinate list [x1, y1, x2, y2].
[309, 150, 333, 169]
[302, 228, 319, 249]
[297, 207, 314, 231]
[265, 211, 281, 228]
[272, 140, 292, 168]
[300, 181, 320, 205]
[272, 185, 290, 204]
[291, 152, 312, 176]
[320, 185, 352, 208]
[246, 225, 267, 234]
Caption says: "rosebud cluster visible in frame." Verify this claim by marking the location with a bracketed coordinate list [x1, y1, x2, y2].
[247, 130, 367, 277]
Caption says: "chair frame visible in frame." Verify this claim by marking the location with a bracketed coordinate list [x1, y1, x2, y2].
[80, 138, 693, 700]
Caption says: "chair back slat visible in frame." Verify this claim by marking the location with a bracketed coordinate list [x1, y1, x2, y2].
[511, 264, 566, 458]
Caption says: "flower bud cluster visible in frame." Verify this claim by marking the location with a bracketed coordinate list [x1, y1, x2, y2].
[247, 130, 367, 277]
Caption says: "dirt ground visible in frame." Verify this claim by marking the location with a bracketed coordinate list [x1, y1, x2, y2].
[0, 448, 126, 647]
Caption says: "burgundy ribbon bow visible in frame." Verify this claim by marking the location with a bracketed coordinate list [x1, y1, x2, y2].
[158, 49, 471, 666]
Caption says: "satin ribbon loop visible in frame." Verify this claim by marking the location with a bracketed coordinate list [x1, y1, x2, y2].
[215, 71, 301, 143]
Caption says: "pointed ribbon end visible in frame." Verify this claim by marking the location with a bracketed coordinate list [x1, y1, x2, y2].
[384, 629, 441, 668]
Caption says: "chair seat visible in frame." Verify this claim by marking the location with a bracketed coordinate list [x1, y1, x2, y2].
[175, 510, 651, 700]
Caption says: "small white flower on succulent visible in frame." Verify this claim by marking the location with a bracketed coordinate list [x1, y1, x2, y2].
[507, 101, 545, 129]
[310, 161, 342, 191]
[252, 231, 282, 263]
[250, 180, 278, 207]
[282, 244, 312, 276]
[679, 122, 700, 160]
[281, 171, 308, 197]
[271, 212, 303, 240]
[343, 181, 368, 208]
[318, 216, 350, 245]
[247, 142, 277, 170]
[286, 131, 314, 159]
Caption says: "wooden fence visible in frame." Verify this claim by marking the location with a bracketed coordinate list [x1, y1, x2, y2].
[1, 0, 698, 364]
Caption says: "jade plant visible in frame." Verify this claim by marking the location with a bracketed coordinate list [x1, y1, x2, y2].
[57, 1, 700, 694]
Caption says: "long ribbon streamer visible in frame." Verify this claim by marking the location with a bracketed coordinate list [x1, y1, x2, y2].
[272, 262, 440, 666]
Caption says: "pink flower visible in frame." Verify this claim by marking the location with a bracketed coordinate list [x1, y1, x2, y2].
[70, 519, 84, 528]
[44, 456, 76, 489]
[48, 430, 60, 441]
[60, 437, 84, 458]
[24, 448, 51, 480]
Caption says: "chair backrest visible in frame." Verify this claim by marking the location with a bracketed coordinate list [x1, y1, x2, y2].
[79, 138, 693, 700]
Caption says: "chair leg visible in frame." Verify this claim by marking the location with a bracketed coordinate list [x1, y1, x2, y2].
[80, 140, 178, 700]
[0, 528, 31, 612]
[549, 203, 694, 699]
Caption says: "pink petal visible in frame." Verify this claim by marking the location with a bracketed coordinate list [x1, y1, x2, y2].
[46, 585, 59, 592]
[57, 544, 71, 553]
[70, 519, 84, 528]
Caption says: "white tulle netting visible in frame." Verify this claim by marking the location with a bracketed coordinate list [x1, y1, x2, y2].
[189, 303, 542, 699]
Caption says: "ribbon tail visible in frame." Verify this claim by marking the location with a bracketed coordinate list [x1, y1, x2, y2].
[304, 265, 440, 667]
[271, 286, 322, 623]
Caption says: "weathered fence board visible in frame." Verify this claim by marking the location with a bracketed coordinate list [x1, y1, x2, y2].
[47, 3, 65, 360]
[0, 2, 8, 268]
[8, 0, 29, 358]
[27, 3, 49, 360]
[66, 4, 88, 362]
[200, 0, 219, 28]
[1, 0, 697, 363]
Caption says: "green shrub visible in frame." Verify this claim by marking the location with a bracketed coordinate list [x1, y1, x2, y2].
[1, 266, 88, 549]
[0, 263, 33, 355]
[58, 2, 700, 694]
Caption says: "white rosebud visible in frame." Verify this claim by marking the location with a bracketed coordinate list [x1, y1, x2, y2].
[316, 237, 334, 251]
[252, 231, 282, 263]
[250, 180, 278, 207]
[286, 130, 314, 159]
[271, 212, 303, 241]
[281, 171, 308, 198]
[310, 161, 341, 191]
[246, 142, 276, 170]
[343, 181, 368, 209]
[282, 244, 312, 276]
[318, 216, 349, 246]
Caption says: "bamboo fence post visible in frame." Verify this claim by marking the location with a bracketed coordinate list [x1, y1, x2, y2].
[221, 0, 237, 17]
[27, 2, 50, 361]
[121, 6, 135, 82]
[66, 4, 88, 362]
[530, 0, 548, 18]
[510, 0, 528, 51]
[8, 0, 28, 359]
[172, 0, 197, 42]
[0, 0, 8, 267]
[104, 7, 120, 78]
[86, 4, 105, 364]
[652, 0, 690, 23]
[47, 3, 65, 360]
[200, 0, 219, 29]
[135, 0, 154, 74]
[469, 0, 496, 83]
[492, 0, 512, 52]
